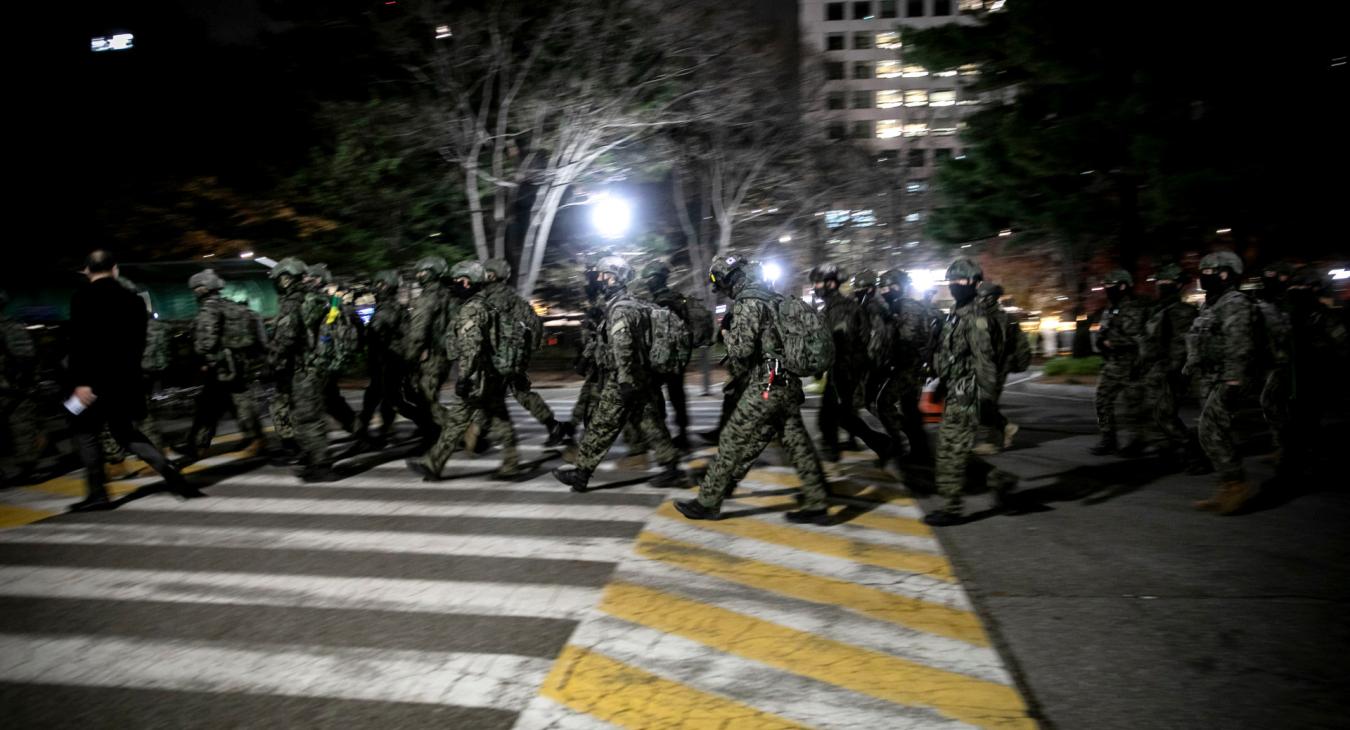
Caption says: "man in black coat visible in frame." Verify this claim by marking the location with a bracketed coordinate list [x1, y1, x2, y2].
[66, 250, 204, 512]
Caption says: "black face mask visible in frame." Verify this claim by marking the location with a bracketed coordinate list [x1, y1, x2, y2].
[453, 282, 476, 300]
[1105, 286, 1125, 305]
[1157, 283, 1180, 300]
[949, 283, 978, 306]
[882, 288, 901, 305]
[1258, 277, 1285, 302]
[1199, 273, 1228, 297]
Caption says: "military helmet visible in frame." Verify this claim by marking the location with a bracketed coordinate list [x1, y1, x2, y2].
[1289, 266, 1327, 289]
[944, 257, 983, 281]
[270, 257, 308, 279]
[1199, 250, 1243, 275]
[1154, 264, 1185, 282]
[373, 270, 400, 289]
[306, 262, 332, 284]
[483, 258, 511, 282]
[415, 256, 450, 278]
[594, 255, 634, 283]
[640, 260, 672, 281]
[188, 269, 225, 292]
[850, 268, 878, 291]
[877, 268, 910, 290]
[708, 255, 751, 289]
[809, 262, 842, 283]
[1261, 261, 1295, 278]
[1103, 269, 1133, 287]
[449, 260, 487, 284]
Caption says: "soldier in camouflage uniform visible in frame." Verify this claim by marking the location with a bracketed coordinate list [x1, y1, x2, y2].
[1270, 267, 1348, 476]
[267, 258, 337, 482]
[356, 270, 419, 447]
[1091, 270, 1151, 457]
[305, 263, 359, 435]
[184, 269, 264, 460]
[674, 256, 830, 524]
[851, 268, 884, 416]
[572, 264, 606, 427]
[1254, 261, 1294, 462]
[870, 269, 939, 466]
[971, 281, 1021, 456]
[1137, 264, 1200, 469]
[1186, 251, 1260, 514]
[632, 261, 693, 450]
[482, 258, 572, 446]
[407, 261, 523, 481]
[924, 258, 1007, 527]
[403, 256, 454, 431]
[551, 256, 686, 493]
[811, 262, 892, 463]
[1, 288, 41, 484]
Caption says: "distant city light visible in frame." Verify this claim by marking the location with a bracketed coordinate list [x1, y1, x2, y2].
[91, 33, 134, 52]
[961, 244, 972, 249]
[909, 268, 944, 293]
[778, 234, 792, 243]
[998, 229, 1013, 237]
[435, 25, 452, 39]
[590, 194, 632, 239]
[1216, 228, 1233, 234]
[202, 253, 216, 258]
[240, 251, 255, 259]
[1331, 268, 1350, 281]
[762, 262, 783, 285]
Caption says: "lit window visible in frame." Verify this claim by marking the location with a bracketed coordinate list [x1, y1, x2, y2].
[959, 63, 980, 76]
[854, 32, 873, 50]
[905, 211, 923, 222]
[852, 210, 878, 227]
[91, 33, 135, 52]
[877, 61, 903, 79]
[435, 25, 452, 39]
[957, 96, 982, 106]
[931, 89, 956, 107]
[935, 69, 958, 77]
[876, 31, 902, 49]
[902, 63, 929, 77]
[906, 240, 920, 247]
[906, 180, 926, 193]
[904, 89, 929, 106]
[825, 210, 851, 228]
[960, 0, 985, 10]
[854, 62, 874, 79]
[876, 119, 904, 139]
[876, 90, 904, 109]
[903, 122, 929, 137]
[826, 33, 845, 51]
[852, 90, 875, 109]
[932, 125, 959, 136]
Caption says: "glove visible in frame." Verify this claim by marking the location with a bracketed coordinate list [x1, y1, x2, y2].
[618, 382, 640, 400]
[455, 377, 474, 399]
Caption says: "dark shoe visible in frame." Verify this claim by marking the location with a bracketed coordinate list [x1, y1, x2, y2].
[552, 466, 592, 493]
[839, 438, 861, 452]
[173, 486, 209, 500]
[298, 465, 341, 483]
[68, 496, 115, 513]
[405, 459, 441, 482]
[821, 446, 842, 463]
[1185, 459, 1214, 476]
[1088, 434, 1119, 456]
[674, 498, 720, 521]
[1117, 438, 1147, 459]
[649, 466, 689, 489]
[698, 429, 721, 445]
[544, 420, 570, 447]
[672, 433, 692, 452]
[491, 463, 526, 480]
[785, 507, 831, 525]
[472, 436, 493, 455]
[922, 509, 965, 527]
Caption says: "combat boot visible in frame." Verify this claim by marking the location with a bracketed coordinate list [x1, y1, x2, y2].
[649, 465, 688, 489]
[405, 458, 442, 482]
[544, 419, 571, 447]
[1216, 480, 1256, 515]
[1118, 437, 1147, 459]
[922, 505, 965, 527]
[785, 506, 831, 525]
[674, 498, 719, 521]
[616, 451, 650, 471]
[491, 449, 525, 480]
[1089, 432, 1119, 456]
[671, 432, 692, 452]
[552, 466, 592, 493]
[298, 463, 340, 483]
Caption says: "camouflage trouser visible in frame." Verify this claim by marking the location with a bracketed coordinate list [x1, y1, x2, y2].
[572, 369, 602, 426]
[697, 377, 826, 511]
[1259, 366, 1289, 451]
[423, 380, 517, 475]
[274, 369, 330, 467]
[507, 374, 555, 427]
[1095, 358, 1144, 436]
[1144, 367, 1189, 453]
[621, 383, 667, 454]
[1, 394, 41, 474]
[573, 376, 677, 473]
[189, 372, 263, 452]
[935, 396, 981, 509]
[874, 370, 921, 460]
[412, 355, 451, 424]
[1198, 379, 1245, 482]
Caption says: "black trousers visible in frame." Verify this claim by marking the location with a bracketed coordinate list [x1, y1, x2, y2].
[322, 376, 358, 432]
[660, 372, 689, 436]
[819, 368, 890, 454]
[72, 400, 185, 500]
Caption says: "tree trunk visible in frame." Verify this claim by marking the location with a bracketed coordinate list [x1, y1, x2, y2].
[518, 183, 569, 297]
[464, 161, 490, 261]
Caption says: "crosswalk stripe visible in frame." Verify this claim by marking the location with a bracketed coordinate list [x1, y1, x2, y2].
[633, 531, 988, 646]
[0, 505, 56, 530]
[114, 496, 656, 523]
[538, 644, 810, 730]
[0, 566, 601, 620]
[0, 523, 635, 564]
[729, 494, 934, 538]
[597, 582, 1036, 730]
[0, 634, 552, 712]
[512, 696, 623, 730]
[616, 559, 1009, 684]
[564, 616, 978, 729]
[208, 482, 663, 507]
[214, 473, 675, 497]
[653, 502, 956, 581]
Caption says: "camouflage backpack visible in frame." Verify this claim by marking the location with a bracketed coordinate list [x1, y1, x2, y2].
[751, 292, 834, 377]
[683, 294, 715, 348]
[646, 303, 692, 375]
[490, 291, 544, 376]
[221, 300, 264, 351]
[142, 320, 172, 373]
[310, 297, 362, 374]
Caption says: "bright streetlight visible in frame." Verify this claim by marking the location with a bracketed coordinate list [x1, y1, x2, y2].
[762, 262, 783, 285]
[590, 194, 632, 240]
